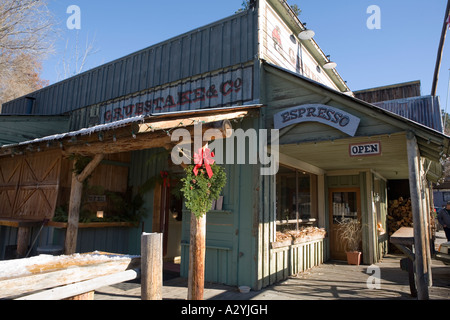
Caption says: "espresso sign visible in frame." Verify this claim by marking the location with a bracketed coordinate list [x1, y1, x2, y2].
[349, 142, 382, 157]
[273, 104, 361, 137]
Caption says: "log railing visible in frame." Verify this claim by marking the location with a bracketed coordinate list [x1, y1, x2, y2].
[0, 233, 162, 300]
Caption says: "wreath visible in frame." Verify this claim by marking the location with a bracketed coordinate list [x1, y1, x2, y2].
[180, 146, 226, 219]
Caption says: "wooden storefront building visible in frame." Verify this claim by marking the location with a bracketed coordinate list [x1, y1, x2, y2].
[0, 0, 448, 292]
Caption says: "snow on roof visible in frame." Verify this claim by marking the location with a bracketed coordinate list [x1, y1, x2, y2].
[1, 115, 145, 149]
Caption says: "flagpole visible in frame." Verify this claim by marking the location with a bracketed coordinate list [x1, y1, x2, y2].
[431, 0, 450, 96]
[444, 69, 450, 133]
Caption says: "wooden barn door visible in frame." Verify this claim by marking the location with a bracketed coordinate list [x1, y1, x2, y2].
[0, 157, 22, 218]
[0, 150, 62, 220]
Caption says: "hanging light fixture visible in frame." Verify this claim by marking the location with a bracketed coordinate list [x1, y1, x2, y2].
[323, 55, 337, 69]
[298, 23, 315, 40]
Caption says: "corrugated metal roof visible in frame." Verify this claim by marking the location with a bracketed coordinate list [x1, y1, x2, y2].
[372, 95, 443, 133]
[0, 105, 262, 150]
[1, 10, 258, 116]
[0, 116, 69, 146]
[354, 80, 422, 103]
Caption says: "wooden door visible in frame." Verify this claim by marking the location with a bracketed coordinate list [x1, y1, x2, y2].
[0, 150, 61, 220]
[329, 188, 361, 261]
[152, 181, 171, 257]
[0, 157, 22, 218]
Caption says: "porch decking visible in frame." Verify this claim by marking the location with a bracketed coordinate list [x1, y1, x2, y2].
[94, 253, 450, 300]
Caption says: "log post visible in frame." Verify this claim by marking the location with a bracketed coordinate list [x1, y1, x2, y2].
[406, 132, 430, 300]
[65, 172, 83, 255]
[431, 0, 450, 96]
[16, 227, 31, 258]
[187, 212, 206, 300]
[65, 154, 104, 255]
[141, 233, 163, 300]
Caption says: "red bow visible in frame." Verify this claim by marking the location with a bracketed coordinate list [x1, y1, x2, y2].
[160, 171, 170, 187]
[193, 146, 215, 179]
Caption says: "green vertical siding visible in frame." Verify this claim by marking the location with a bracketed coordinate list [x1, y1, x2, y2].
[109, 116, 261, 288]
[269, 239, 325, 284]
[180, 166, 259, 287]
[377, 178, 389, 260]
[127, 147, 170, 255]
[326, 172, 386, 264]
[53, 227, 134, 254]
[180, 211, 236, 284]
[179, 117, 260, 287]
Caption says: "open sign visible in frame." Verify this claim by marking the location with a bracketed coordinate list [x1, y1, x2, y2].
[349, 142, 382, 157]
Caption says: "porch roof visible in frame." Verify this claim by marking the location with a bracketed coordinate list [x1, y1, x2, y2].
[263, 62, 450, 181]
[0, 115, 69, 146]
[0, 105, 262, 158]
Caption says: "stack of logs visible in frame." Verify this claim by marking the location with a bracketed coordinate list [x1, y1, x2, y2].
[388, 197, 413, 252]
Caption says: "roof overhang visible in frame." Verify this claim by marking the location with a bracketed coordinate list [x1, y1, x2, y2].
[0, 105, 263, 158]
[0, 115, 69, 146]
[263, 62, 450, 167]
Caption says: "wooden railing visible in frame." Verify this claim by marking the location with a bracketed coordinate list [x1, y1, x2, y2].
[0, 233, 162, 300]
[269, 238, 325, 285]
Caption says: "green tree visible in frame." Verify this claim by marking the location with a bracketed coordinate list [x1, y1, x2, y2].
[236, 0, 251, 13]
[290, 4, 302, 17]
[237, 1, 301, 16]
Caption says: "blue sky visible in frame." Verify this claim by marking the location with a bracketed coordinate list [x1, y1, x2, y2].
[42, 0, 450, 109]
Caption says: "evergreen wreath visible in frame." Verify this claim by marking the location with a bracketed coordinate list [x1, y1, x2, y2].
[181, 162, 226, 219]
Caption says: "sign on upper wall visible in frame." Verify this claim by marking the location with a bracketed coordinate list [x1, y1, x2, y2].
[99, 65, 254, 124]
[349, 142, 382, 157]
[260, 1, 339, 90]
[273, 104, 361, 137]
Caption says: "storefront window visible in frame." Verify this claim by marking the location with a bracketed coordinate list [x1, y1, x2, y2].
[276, 165, 318, 231]
[331, 191, 358, 224]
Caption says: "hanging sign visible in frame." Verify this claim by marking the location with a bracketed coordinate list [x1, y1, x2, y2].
[273, 104, 361, 137]
[349, 141, 382, 157]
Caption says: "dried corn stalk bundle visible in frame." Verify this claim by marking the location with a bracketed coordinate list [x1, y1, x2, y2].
[276, 227, 326, 243]
[276, 231, 292, 242]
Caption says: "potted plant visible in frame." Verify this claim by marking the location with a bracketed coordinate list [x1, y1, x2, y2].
[338, 218, 362, 265]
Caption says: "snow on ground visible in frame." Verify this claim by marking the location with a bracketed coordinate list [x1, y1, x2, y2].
[0, 251, 134, 281]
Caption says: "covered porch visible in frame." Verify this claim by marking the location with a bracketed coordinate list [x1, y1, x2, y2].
[277, 131, 434, 264]
[0, 106, 260, 262]
[260, 62, 450, 298]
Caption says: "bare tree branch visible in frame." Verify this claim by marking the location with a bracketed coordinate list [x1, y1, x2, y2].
[56, 31, 99, 81]
[0, 0, 55, 108]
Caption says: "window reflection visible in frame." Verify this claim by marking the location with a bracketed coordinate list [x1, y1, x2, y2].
[332, 191, 358, 224]
[276, 165, 317, 231]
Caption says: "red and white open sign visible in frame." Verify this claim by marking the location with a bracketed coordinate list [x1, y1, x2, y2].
[349, 141, 382, 157]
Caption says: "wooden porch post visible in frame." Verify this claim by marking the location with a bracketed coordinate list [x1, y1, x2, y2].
[64, 154, 104, 255]
[141, 233, 163, 300]
[406, 132, 430, 300]
[187, 212, 206, 300]
[16, 227, 31, 258]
